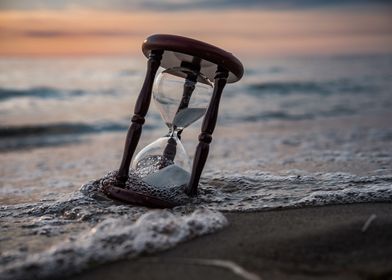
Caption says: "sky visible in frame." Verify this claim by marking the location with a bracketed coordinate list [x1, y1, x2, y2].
[0, 0, 391, 57]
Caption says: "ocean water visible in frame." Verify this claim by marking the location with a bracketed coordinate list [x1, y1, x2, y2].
[1, 54, 392, 279]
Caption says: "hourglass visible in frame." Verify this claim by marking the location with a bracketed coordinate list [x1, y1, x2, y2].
[100, 34, 243, 207]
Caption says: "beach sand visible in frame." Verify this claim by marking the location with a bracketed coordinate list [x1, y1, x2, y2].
[2, 112, 391, 280]
[70, 203, 392, 280]
[66, 113, 392, 280]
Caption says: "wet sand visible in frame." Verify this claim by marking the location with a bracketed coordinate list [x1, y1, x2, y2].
[2, 113, 391, 280]
[71, 203, 392, 280]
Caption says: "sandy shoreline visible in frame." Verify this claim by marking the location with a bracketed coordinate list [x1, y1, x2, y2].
[69, 203, 392, 280]
[2, 113, 391, 280]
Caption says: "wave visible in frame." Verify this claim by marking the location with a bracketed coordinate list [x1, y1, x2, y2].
[223, 106, 356, 123]
[247, 79, 374, 95]
[0, 122, 135, 152]
[198, 170, 392, 211]
[236, 111, 315, 122]
[0, 136, 84, 152]
[0, 87, 121, 102]
[0, 122, 129, 138]
[0, 183, 227, 280]
[0, 87, 86, 101]
[0, 170, 391, 279]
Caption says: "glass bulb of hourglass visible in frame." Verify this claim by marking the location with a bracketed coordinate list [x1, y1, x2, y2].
[131, 67, 213, 189]
[132, 132, 190, 176]
[153, 67, 213, 131]
[132, 132, 192, 188]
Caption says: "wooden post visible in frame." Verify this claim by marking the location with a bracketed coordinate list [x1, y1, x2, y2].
[116, 50, 163, 184]
[185, 66, 228, 196]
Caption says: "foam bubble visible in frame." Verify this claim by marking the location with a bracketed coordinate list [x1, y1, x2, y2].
[1, 170, 391, 279]
[197, 171, 392, 211]
[0, 207, 227, 280]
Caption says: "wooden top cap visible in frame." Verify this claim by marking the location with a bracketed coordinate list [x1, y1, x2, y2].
[142, 34, 244, 83]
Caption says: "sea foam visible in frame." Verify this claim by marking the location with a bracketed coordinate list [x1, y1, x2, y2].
[1, 170, 391, 279]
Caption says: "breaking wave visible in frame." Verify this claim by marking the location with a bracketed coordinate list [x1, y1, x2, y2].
[1, 170, 391, 279]
[247, 79, 375, 96]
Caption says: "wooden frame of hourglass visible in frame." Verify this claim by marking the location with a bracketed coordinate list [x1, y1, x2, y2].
[104, 34, 243, 206]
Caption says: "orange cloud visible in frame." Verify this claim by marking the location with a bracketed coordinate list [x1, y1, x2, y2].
[0, 9, 391, 57]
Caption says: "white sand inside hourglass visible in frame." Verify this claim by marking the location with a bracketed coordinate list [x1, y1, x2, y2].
[143, 164, 191, 188]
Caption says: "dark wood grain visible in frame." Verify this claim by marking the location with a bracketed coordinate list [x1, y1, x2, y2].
[185, 67, 229, 196]
[116, 50, 163, 184]
[104, 185, 178, 208]
[142, 34, 243, 83]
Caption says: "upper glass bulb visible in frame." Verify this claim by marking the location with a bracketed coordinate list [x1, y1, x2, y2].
[153, 67, 213, 131]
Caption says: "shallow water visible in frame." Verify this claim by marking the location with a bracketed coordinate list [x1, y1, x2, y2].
[1, 54, 392, 279]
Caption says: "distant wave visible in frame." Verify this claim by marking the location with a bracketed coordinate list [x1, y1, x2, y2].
[0, 121, 157, 151]
[222, 106, 356, 123]
[0, 122, 129, 138]
[0, 87, 121, 102]
[0, 87, 86, 101]
[0, 136, 83, 152]
[237, 112, 314, 122]
[248, 79, 374, 95]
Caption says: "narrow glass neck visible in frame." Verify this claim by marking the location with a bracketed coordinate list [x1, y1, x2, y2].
[163, 131, 178, 161]
[168, 126, 182, 137]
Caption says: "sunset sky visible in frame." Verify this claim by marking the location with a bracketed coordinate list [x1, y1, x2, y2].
[0, 0, 391, 57]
